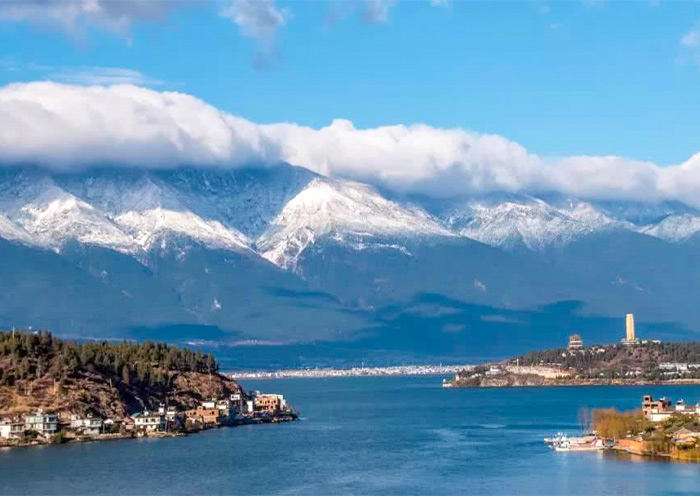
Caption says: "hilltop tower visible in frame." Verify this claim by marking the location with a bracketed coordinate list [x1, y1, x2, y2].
[626, 313, 635, 341]
[622, 313, 640, 345]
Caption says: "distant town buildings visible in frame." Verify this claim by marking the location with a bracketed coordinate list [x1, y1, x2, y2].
[568, 334, 583, 350]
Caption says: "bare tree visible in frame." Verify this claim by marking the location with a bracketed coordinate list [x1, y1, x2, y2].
[578, 406, 592, 434]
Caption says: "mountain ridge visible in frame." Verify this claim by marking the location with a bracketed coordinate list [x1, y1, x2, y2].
[1, 163, 699, 347]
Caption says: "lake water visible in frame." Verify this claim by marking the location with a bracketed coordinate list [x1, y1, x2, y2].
[1, 377, 700, 495]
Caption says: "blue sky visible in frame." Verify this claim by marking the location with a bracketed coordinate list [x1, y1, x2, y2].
[1, 0, 699, 166]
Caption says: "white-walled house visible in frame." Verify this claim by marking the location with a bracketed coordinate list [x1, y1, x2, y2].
[70, 414, 103, 436]
[23, 410, 59, 438]
[0, 419, 25, 440]
[131, 411, 166, 432]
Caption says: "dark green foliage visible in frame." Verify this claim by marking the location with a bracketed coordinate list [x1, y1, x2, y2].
[0, 330, 219, 388]
[50, 430, 67, 444]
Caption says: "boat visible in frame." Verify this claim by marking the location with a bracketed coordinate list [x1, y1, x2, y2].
[544, 432, 564, 445]
[553, 436, 605, 452]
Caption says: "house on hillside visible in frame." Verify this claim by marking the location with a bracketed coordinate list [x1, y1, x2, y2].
[131, 411, 166, 433]
[23, 410, 59, 438]
[255, 394, 287, 415]
[185, 406, 220, 426]
[70, 414, 103, 436]
[0, 418, 25, 440]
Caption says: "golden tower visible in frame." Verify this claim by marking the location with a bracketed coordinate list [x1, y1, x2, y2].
[625, 313, 635, 341]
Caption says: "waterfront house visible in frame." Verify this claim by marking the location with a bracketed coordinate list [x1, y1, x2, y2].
[24, 410, 59, 438]
[0, 418, 25, 440]
[185, 405, 220, 426]
[642, 395, 673, 422]
[69, 414, 103, 436]
[157, 404, 179, 421]
[131, 411, 166, 432]
[255, 394, 287, 415]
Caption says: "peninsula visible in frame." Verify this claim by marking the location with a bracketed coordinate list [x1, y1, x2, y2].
[444, 341, 700, 388]
[445, 313, 700, 388]
[0, 330, 296, 448]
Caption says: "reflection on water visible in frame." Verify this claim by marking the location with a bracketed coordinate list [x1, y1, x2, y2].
[1, 378, 700, 495]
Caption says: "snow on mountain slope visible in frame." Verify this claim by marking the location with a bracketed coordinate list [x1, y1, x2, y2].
[156, 166, 316, 239]
[640, 214, 700, 242]
[53, 171, 252, 254]
[257, 177, 451, 269]
[1, 165, 700, 266]
[0, 176, 138, 253]
[440, 195, 618, 250]
[0, 169, 252, 255]
[0, 213, 35, 246]
[114, 208, 251, 253]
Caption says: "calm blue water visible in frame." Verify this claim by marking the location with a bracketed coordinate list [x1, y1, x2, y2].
[1, 377, 700, 495]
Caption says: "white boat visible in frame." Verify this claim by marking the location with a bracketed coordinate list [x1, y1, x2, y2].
[544, 432, 564, 445]
[553, 436, 604, 452]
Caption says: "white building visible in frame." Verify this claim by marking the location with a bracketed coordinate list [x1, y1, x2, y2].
[132, 411, 166, 432]
[24, 410, 59, 438]
[0, 419, 25, 440]
[157, 404, 179, 421]
[70, 414, 103, 436]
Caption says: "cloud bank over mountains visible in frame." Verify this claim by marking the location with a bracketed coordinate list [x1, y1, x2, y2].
[1, 81, 699, 206]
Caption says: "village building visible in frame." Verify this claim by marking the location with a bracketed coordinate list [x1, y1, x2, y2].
[69, 414, 103, 436]
[185, 406, 221, 426]
[642, 395, 700, 422]
[131, 411, 166, 432]
[23, 410, 59, 438]
[672, 425, 700, 444]
[0, 418, 25, 440]
[157, 404, 179, 421]
[642, 395, 673, 422]
[255, 394, 287, 415]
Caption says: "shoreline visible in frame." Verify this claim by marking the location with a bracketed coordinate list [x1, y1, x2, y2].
[227, 364, 464, 380]
[0, 414, 298, 451]
[446, 379, 700, 389]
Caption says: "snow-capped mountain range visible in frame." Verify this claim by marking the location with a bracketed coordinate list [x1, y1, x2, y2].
[0, 164, 698, 266]
[1, 163, 700, 344]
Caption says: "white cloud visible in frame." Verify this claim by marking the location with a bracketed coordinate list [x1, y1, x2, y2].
[681, 22, 700, 48]
[0, 82, 275, 169]
[363, 0, 397, 24]
[0, 0, 185, 36]
[219, 0, 288, 53]
[680, 21, 700, 68]
[1, 82, 699, 207]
